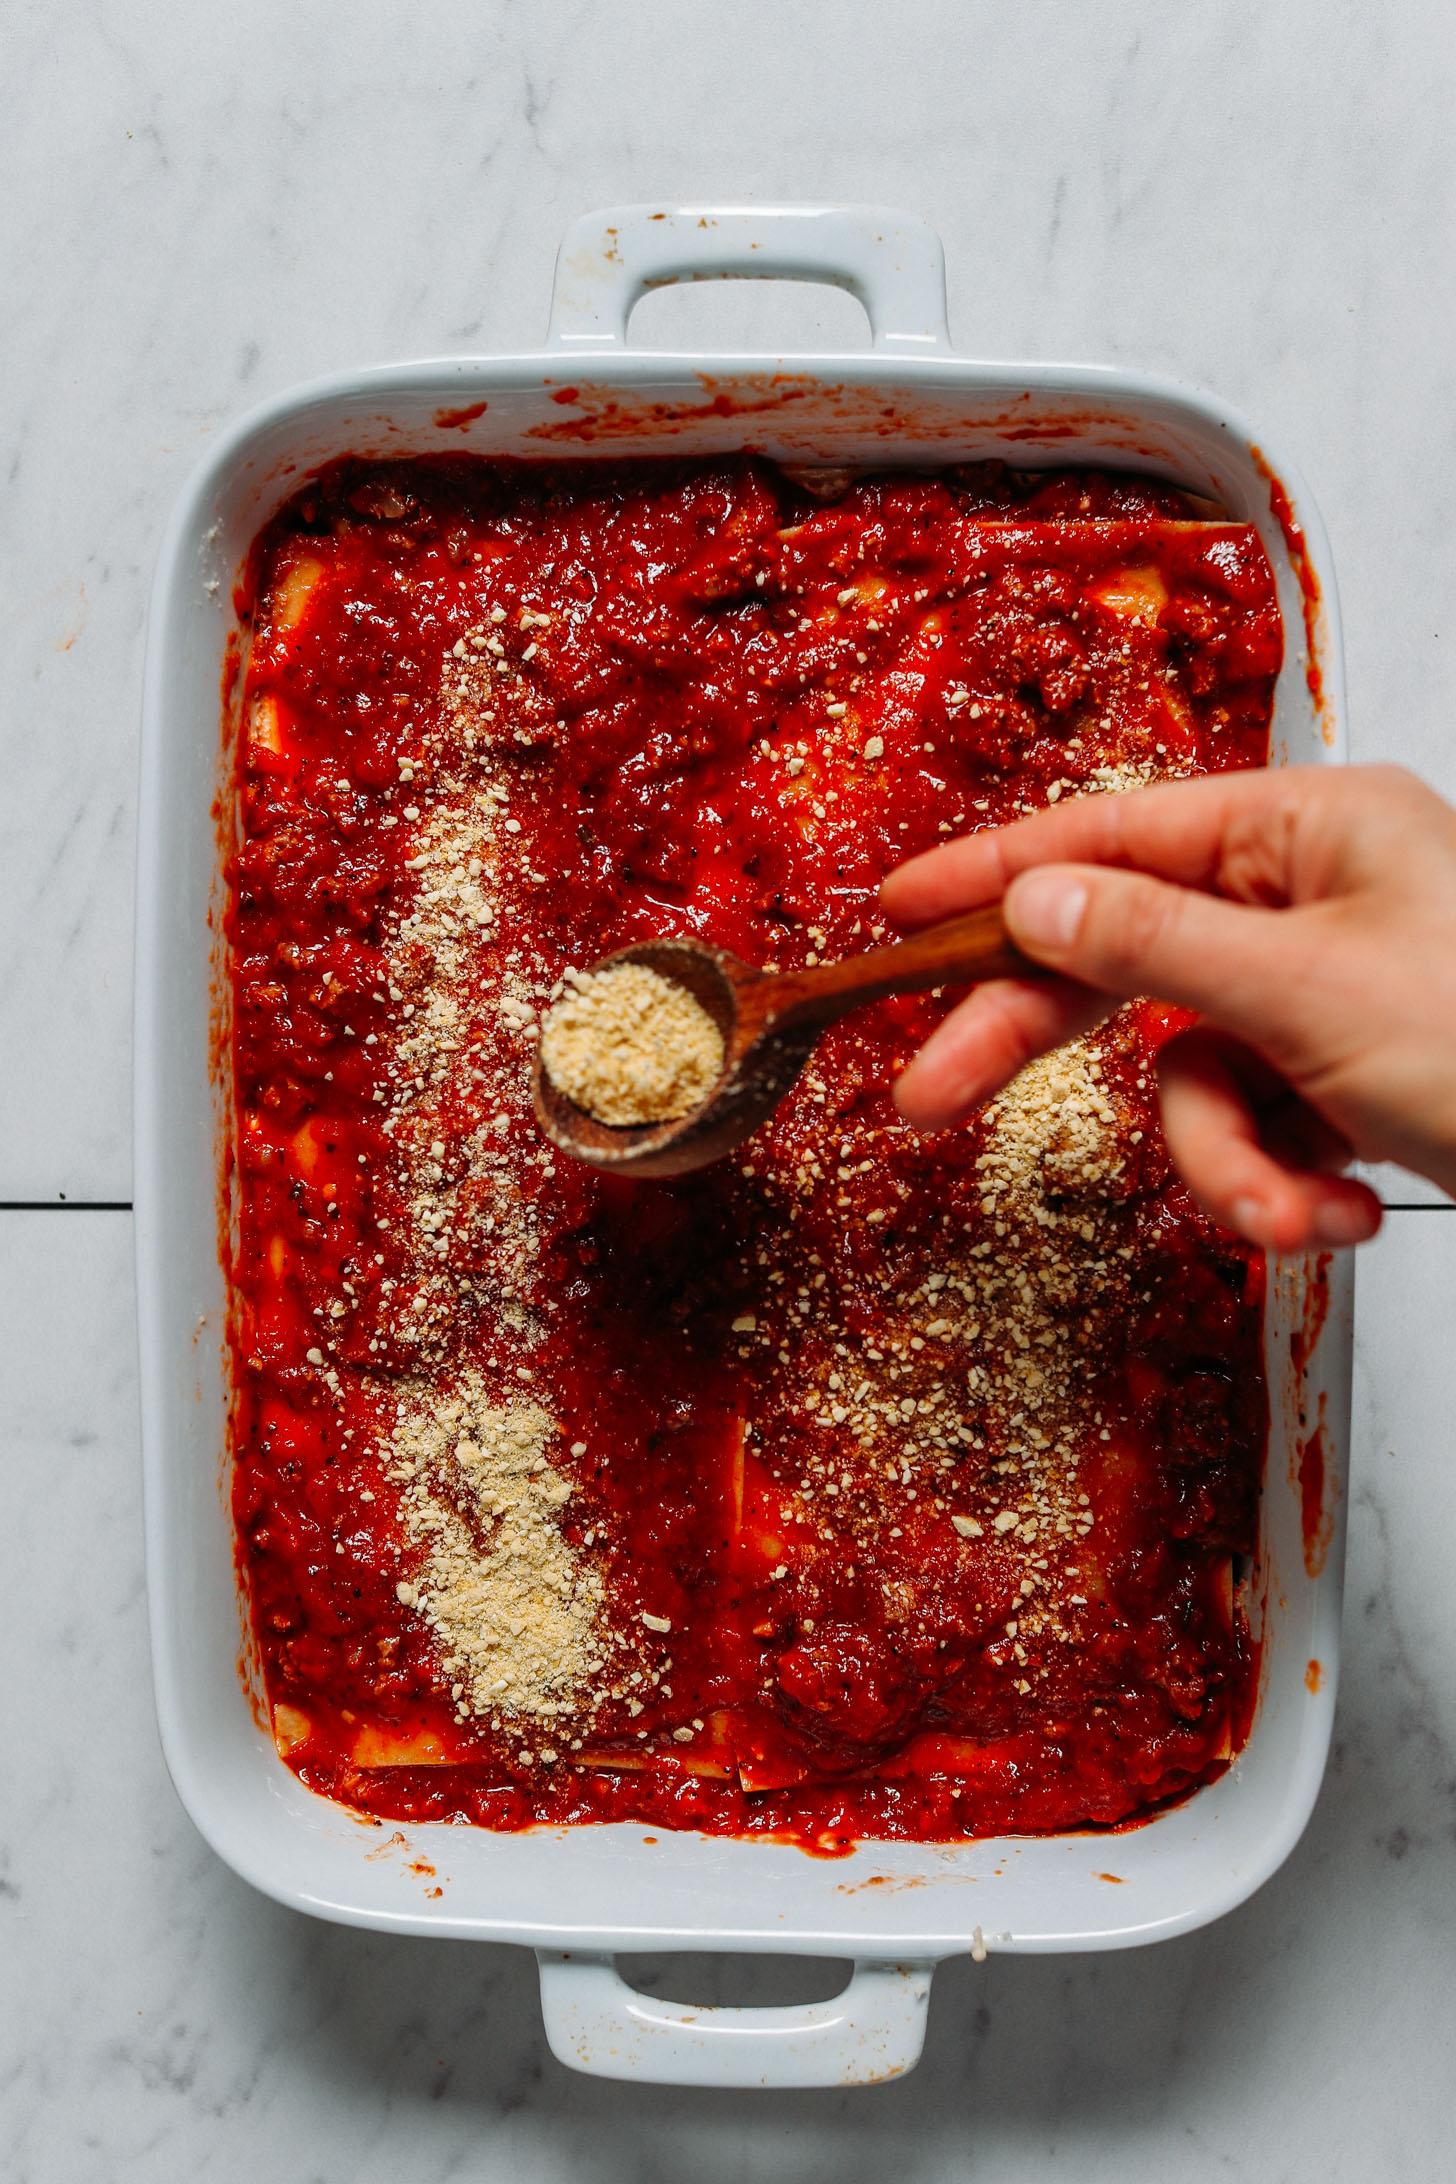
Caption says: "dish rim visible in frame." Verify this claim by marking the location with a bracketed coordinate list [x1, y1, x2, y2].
[135, 205, 1354, 2087]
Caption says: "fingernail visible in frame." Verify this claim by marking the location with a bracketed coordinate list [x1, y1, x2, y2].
[1007, 869, 1089, 953]
[1311, 1198, 1376, 1248]
[1231, 1196, 1273, 1244]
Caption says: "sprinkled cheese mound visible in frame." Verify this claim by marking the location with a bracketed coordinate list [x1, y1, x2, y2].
[389, 1376, 614, 1727]
[540, 962, 725, 1126]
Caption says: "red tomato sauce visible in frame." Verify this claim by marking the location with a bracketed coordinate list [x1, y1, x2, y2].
[227, 456, 1276, 1848]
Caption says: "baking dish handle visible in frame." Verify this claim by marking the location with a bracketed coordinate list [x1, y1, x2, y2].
[546, 202, 951, 355]
[535, 1950, 934, 2087]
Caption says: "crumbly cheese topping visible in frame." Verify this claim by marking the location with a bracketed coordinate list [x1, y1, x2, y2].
[956, 1043, 1132, 1516]
[289, 565, 1177, 1746]
[722, 1027, 1137, 1681]
[330, 609, 658, 1751]
[388, 1375, 613, 1727]
[540, 963, 725, 1126]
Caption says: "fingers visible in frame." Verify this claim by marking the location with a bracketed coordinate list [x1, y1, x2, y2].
[879, 764, 1448, 932]
[893, 976, 1109, 1132]
[881, 768, 1295, 928]
[898, 1000, 1383, 1253]
[895, 995, 1383, 1252]
[999, 860, 1329, 1069]
[879, 767, 1455, 1240]
[1158, 1029, 1381, 1253]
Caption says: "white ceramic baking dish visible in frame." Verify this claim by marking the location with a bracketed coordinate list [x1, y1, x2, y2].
[137, 203, 1353, 2089]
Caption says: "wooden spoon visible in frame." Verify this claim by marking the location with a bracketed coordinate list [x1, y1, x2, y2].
[532, 903, 1032, 1179]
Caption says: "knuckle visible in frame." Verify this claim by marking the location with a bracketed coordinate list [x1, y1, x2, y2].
[1090, 875, 1181, 983]
[1364, 761, 1419, 798]
[977, 986, 1045, 1082]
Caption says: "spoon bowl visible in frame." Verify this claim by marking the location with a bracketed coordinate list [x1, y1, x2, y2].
[532, 904, 1031, 1179]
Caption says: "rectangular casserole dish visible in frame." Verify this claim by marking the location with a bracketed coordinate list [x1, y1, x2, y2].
[137, 203, 1353, 2089]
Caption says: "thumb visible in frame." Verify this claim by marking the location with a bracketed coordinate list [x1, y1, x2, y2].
[1002, 862, 1321, 1060]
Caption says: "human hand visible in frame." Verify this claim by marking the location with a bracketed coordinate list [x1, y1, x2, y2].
[882, 764, 1456, 1253]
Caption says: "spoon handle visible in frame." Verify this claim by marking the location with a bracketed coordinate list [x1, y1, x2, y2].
[747, 904, 1034, 1038]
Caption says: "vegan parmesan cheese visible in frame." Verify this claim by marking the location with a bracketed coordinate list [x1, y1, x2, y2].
[388, 1377, 618, 1728]
[539, 962, 725, 1126]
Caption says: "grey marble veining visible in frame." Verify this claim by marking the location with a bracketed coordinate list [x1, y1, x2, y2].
[3, 1206, 1455, 2179]
[3, 0, 1456, 1200]
[8, 6, 1456, 2157]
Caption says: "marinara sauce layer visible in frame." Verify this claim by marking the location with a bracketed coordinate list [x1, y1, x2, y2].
[228, 456, 1276, 1850]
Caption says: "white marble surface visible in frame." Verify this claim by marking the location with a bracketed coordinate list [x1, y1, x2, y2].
[2, 1207, 1454, 2178]
[7, 2, 1456, 2169]
[4, 0, 1456, 1199]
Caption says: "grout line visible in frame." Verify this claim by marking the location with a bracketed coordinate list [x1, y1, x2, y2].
[0, 1201, 134, 1212]
[0, 1198, 1449, 1216]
